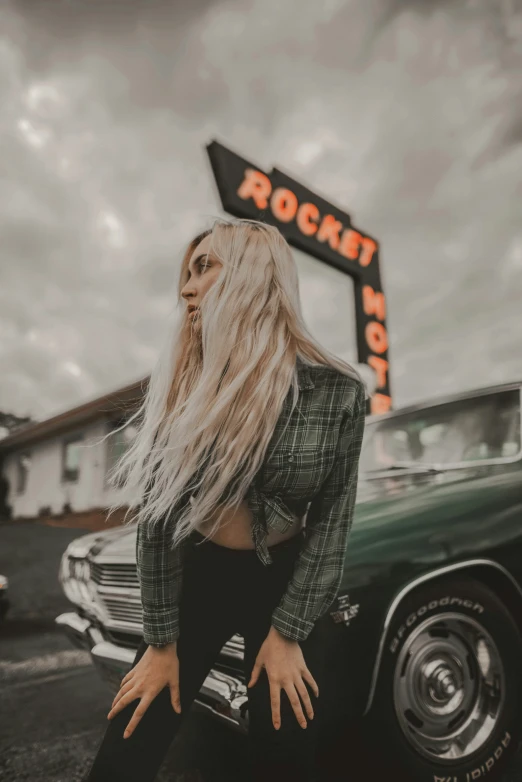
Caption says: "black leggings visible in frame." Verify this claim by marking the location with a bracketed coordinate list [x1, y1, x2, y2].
[86, 528, 325, 782]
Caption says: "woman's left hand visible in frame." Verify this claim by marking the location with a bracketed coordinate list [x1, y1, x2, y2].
[247, 626, 319, 731]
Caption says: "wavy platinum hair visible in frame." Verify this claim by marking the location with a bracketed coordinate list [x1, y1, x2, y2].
[103, 217, 367, 548]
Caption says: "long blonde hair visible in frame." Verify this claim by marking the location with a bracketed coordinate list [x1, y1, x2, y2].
[104, 217, 366, 547]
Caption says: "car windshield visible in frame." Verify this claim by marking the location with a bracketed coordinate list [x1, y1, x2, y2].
[360, 388, 521, 471]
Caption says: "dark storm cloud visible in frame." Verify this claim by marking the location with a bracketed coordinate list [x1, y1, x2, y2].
[7, 0, 229, 119]
[11, 0, 219, 36]
[503, 112, 522, 148]
[384, 0, 457, 16]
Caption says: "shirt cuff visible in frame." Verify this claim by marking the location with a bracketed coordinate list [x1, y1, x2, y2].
[141, 606, 180, 646]
[271, 606, 316, 643]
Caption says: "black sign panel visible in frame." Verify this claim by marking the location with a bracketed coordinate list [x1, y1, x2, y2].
[207, 140, 391, 413]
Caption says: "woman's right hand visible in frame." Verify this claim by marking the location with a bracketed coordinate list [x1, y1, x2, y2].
[107, 641, 181, 738]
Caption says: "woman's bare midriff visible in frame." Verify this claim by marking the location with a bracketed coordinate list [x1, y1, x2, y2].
[193, 496, 305, 549]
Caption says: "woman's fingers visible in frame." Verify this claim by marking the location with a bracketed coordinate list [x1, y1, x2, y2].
[269, 677, 308, 730]
[284, 681, 307, 728]
[301, 667, 319, 698]
[268, 678, 282, 730]
[169, 681, 182, 713]
[110, 680, 135, 711]
[120, 670, 134, 687]
[107, 685, 141, 721]
[267, 666, 319, 730]
[123, 694, 154, 738]
[294, 677, 314, 721]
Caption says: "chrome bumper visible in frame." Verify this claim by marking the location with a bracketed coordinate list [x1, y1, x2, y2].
[55, 611, 105, 649]
[55, 611, 249, 734]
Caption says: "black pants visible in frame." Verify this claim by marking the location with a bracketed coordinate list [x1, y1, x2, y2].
[86, 528, 326, 782]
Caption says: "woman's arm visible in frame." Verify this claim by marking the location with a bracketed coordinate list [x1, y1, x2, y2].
[136, 517, 185, 646]
[270, 378, 367, 643]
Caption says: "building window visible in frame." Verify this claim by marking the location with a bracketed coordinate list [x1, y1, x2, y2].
[105, 420, 138, 487]
[62, 436, 83, 483]
[16, 452, 31, 494]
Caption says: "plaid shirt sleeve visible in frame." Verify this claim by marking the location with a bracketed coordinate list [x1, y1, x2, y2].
[136, 509, 185, 647]
[270, 379, 367, 643]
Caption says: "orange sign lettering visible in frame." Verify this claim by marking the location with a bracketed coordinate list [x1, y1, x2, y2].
[363, 285, 386, 322]
[237, 169, 378, 268]
[237, 168, 272, 210]
[271, 187, 298, 222]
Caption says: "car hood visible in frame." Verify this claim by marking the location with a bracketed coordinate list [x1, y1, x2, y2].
[90, 524, 138, 558]
[343, 462, 522, 590]
[66, 523, 137, 559]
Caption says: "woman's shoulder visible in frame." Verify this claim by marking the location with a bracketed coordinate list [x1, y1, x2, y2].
[308, 363, 366, 414]
[309, 361, 364, 388]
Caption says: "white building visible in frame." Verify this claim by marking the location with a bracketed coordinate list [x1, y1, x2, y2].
[0, 376, 147, 527]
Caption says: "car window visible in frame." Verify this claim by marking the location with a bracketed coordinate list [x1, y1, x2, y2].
[360, 388, 521, 470]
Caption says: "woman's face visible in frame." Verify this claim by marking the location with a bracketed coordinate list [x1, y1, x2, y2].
[181, 234, 223, 322]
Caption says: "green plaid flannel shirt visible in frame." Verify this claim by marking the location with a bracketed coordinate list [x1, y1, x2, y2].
[136, 357, 367, 645]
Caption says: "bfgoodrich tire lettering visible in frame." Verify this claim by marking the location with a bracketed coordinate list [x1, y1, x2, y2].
[367, 577, 522, 782]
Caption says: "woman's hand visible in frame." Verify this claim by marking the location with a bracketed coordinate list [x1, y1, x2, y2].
[247, 626, 319, 731]
[107, 641, 181, 738]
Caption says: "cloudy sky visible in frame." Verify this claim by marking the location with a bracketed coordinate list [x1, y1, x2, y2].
[1, 0, 521, 424]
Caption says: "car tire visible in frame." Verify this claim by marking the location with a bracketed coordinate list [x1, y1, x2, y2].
[367, 576, 522, 782]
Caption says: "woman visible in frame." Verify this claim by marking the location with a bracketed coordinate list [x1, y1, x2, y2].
[86, 218, 367, 782]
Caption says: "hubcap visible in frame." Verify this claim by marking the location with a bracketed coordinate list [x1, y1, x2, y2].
[393, 612, 504, 762]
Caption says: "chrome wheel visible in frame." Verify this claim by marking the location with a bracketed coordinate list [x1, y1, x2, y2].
[393, 611, 504, 762]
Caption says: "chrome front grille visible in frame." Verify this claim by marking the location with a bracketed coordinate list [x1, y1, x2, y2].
[90, 560, 142, 628]
[100, 595, 143, 624]
[91, 562, 139, 589]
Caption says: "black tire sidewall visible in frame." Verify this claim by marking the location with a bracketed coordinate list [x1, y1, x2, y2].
[371, 577, 522, 782]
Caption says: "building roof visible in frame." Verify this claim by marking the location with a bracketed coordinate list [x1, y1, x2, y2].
[0, 374, 149, 454]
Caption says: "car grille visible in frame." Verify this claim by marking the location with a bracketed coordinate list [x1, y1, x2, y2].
[91, 561, 142, 627]
[91, 562, 139, 589]
[100, 594, 143, 624]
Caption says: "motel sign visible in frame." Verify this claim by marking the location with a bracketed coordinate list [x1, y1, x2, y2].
[206, 140, 391, 415]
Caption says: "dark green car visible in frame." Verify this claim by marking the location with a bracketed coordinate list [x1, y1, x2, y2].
[56, 380, 522, 782]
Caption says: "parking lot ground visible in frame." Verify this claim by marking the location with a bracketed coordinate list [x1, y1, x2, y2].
[1, 519, 522, 782]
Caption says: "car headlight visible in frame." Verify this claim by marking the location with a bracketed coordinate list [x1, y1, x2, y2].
[61, 556, 93, 606]
[62, 573, 82, 604]
[72, 559, 91, 582]
[59, 552, 72, 580]
[77, 581, 92, 602]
